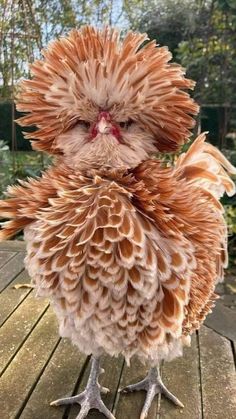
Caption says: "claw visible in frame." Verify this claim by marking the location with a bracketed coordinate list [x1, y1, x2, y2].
[100, 386, 110, 394]
[50, 393, 83, 406]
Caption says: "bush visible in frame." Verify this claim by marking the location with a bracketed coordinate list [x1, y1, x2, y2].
[0, 149, 51, 198]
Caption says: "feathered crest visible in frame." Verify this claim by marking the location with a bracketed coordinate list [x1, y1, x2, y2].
[16, 26, 199, 154]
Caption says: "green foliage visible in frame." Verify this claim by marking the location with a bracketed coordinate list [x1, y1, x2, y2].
[133, 1, 236, 113]
[177, 5, 236, 105]
[0, 150, 51, 198]
[225, 204, 236, 234]
[126, 0, 197, 58]
[225, 202, 236, 266]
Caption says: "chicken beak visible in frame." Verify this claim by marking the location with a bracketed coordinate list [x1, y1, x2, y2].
[97, 117, 111, 134]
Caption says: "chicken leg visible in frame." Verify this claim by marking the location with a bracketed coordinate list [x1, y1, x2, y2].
[51, 356, 115, 419]
[120, 364, 184, 419]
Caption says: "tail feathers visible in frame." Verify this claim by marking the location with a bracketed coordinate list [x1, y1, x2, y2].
[0, 199, 18, 218]
[0, 218, 30, 241]
[175, 133, 236, 198]
[0, 199, 31, 241]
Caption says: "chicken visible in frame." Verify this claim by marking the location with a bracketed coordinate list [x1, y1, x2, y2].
[0, 26, 235, 419]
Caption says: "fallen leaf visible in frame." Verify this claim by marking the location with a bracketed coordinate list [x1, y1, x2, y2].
[12, 283, 34, 289]
[226, 283, 236, 294]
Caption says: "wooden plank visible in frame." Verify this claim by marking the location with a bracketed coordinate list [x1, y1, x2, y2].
[0, 240, 25, 251]
[67, 355, 124, 419]
[115, 358, 158, 419]
[205, 301, 236, 341]
[0, 293, 48, 375]
[20, 339, 88, 419]
[199, 325, 236, 419]
[0, 269, 31, 327]
[0, 250, 16, 268]
[160, 332, 202, 418]
[0, 252, 25, 292]
[0, 307, 60, 419]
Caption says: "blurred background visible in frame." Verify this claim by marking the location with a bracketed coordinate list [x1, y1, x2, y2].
[0, 0, 236, 274]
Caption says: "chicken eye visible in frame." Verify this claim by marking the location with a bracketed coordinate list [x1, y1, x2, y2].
[119, 119, 133, 129]
[78, 120, 91, 129]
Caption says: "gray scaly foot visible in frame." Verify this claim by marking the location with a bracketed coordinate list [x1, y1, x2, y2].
[51, 356, 115, 419]
[120, 365, 184, 419]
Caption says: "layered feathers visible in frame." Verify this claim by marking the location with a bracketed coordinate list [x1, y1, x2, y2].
[16, 26, 198, 153]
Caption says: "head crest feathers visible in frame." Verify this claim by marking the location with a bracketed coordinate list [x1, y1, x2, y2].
[16, 26, 199, 154]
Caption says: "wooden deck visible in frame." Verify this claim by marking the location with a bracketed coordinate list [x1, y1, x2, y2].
[0, 241, 236, 419]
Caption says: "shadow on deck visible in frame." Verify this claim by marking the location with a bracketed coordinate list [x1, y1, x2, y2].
[0, 241, 236, 419]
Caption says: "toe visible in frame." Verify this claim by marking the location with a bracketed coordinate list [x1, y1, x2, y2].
[160, 383, 184, 408]
[120, 380, 147, 393]
[50, 394, 83, 406]
[97, 401, 116, 419]
[139, 385, 156, 419]
[76, 403, 90, 419]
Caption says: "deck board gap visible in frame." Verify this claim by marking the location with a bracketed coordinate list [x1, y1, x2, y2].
[196, 331, 204, 419]
[230, 340, 236, 369]
[0, 252, 25, 293]
[63, 356, 91, 419]
[111, 357, 125, 414]
[0, 304, 50, 378]
[0, 266, 25, 293]
[0, 251, 17, 269]
[15, 337, 62, 419]
[0, 288, 33, 328]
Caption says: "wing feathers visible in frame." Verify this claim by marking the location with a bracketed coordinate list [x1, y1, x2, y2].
[175, 133, 236, 198]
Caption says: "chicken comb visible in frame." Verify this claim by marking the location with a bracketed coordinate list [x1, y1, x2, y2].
[16, 26, 199, 154]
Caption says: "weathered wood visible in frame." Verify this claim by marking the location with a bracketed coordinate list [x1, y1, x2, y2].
[0, 250, 16, 268]
[0, 293, 48, 375]
[199, 325, 236, 419]
[0, 252, 25, 292]
[20, 339, 88, 419]
[0, 307, 59, 419]
[115, 358, 158, 419]
[0, 240, 26, 251]
[67, 355, 124, 419]
[205, 301, 236, 341]
[160, 332, 202, 418]
[0, 269, 31, 327]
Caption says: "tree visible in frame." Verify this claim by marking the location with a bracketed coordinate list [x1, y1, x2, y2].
[126, 0, 236, 147]
[177, 0, 236, 147]
[124, 0, 197, 58]
[0, 0, 43, 98]
[0, 0, 126, 98]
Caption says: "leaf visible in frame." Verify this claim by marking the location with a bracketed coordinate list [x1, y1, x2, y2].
[12, 283, 34, 289]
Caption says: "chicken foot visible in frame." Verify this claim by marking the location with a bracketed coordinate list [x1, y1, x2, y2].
[51, 356, 115, 419]
[120, 364, 184, 419]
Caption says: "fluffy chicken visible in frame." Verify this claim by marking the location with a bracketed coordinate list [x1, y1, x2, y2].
[0, 26, 235, 419]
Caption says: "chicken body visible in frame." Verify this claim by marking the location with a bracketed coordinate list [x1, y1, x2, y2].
[0, 27, 236, 418]
[1, 133, 235, 366]
[25, 164, 193, 365]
